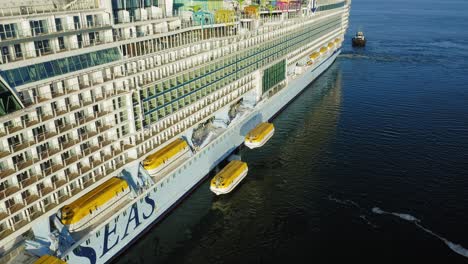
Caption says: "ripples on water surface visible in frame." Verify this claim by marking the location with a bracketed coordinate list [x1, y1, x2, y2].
[116, 0, 468, 262]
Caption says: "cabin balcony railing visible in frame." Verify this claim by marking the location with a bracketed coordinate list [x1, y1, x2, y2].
[11, 141, 35, 152]
[0, 149, 10, 158]
[0, 21, 112, 41]
[19, 174, 43, 189]
[7, 203, 24, 215]
[15, 158, 39, 171]
[39, 187, 53, 197]
[0, 0, 98, 18]
[12, 219, 28, 231]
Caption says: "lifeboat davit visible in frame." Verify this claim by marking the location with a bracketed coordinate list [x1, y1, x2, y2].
[210, 160, 248, 195]
[244, 122, 274, 149]
[143, 138, 190, 175]
[60, 177, 130, 232]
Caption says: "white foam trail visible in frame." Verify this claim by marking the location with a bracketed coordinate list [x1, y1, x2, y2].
[372, 207, 468, 258]
[327, 195, 361, 209]
[372, 207, 384, 214]
[415, 223, 468, 258]
[359, 215, 378, 229]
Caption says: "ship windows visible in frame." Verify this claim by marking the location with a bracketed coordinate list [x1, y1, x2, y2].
[0, 23, 17, 40]
[0, 48, 121, 87]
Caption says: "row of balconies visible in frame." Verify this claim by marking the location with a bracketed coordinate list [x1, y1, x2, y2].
[0, 0, 99, 18]
[0, 30, 114, 64]
[0, 106, 128, 187]
[2, 86, 128, 144]
[0, 18, 111, 41]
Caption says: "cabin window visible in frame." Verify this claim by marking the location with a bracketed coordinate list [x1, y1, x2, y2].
[89, 209, 92, 214]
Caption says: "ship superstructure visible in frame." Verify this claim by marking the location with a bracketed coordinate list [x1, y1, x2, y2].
[0, 0, 349, 262]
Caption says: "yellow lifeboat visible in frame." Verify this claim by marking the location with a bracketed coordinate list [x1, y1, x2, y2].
[327, 42, 335, 49]
[244, 122, 275, 149]
[308, 52, 320, 65]
[210, 160, 248, 195]
[143, 138, 189, 175]
[60, 177, 129, 232]
[34, 255, 66, 264]
[319, 46, 328, 54]
[334, 38, 342, 48]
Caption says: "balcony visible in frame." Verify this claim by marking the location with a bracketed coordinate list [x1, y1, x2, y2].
[40, 113, 54, 122]
[16, 158, 39, 171]
[39, 147, 60, 159]
[54, 179, 66, 188]
[57, 123, 75, 134]
[57, 194, 70, 204]
[67, 172, 80, 181]
[30, 211, 43, 221]
[0, 229, 13, 240]
[12, 141, 35, 152]
[9, 203, 25, 214]
[64, 155, 83, 166]
[4, 186, 19, 197]
[0, 212, 8, 221]
[70, 187, 82, 196]
[6, 124, 23, 134]
[20, 175, 43, 188]
[0, 149, 10, 158]
[39, 187, 53, 197]
[51, 163, 64, 173]
[62, 139, 80, 149]
[79, 166, 91, 174]
[36, 131, 57, 144]
[83, 178, 95, 188]
[44, 202, 58, 211]
[13, 219, 28, 231]
[25, 194, 39, 205]
[26, 118, 39, 127]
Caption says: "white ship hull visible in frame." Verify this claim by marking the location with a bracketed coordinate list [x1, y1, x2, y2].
[64, 50, 341, 264]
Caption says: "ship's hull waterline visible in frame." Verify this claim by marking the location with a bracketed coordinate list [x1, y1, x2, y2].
[65, 50, 341, 264]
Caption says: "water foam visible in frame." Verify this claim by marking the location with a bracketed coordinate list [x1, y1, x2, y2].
[372, 207, 468, 258]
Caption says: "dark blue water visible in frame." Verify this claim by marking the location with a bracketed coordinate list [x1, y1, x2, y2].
[116, 0, 468, 262]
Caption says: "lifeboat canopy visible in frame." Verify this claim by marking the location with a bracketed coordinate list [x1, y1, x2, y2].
[244, 122, 275, 149]
[210, 160, 248, 195]
[143, 138, 189, 175]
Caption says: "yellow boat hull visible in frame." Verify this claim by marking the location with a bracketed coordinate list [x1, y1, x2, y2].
[210, 168, 248, 195]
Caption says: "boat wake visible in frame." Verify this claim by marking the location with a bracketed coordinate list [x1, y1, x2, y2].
[372, 207, 468, 258]
[328, 196, 468, 258]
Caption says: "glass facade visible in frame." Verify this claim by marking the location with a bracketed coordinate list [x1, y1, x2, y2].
[140, 16, 341, 125]
[0, 48, 121, 88]
[0, 80, 22, 116]
[262, 60, 285, 93]
[317, 1, 345, 11]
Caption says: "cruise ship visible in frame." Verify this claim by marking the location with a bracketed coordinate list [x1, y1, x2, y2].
[0, 0, 349, 263]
